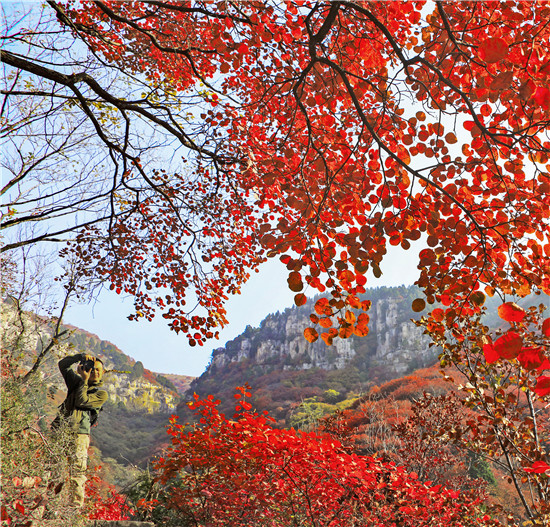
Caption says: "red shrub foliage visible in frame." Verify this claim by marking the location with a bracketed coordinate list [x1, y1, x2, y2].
[152, 386, 502, 526]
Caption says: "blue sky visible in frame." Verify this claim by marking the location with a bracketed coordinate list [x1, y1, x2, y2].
[65, 244, 423, 377]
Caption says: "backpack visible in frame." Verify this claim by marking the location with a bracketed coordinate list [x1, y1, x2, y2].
[51, 385, 103, 431]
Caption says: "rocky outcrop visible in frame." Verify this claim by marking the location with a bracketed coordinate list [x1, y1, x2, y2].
[102, 375, 178, 413]
[206, 287, 435, 378]
[372, 297, 432, 374]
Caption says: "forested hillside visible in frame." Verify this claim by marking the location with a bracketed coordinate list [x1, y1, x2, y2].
[304, 363, 545, 517]
[186, 286, 548, 425]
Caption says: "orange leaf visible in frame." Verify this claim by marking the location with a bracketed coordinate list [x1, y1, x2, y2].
[412, 298, 425, 312]
[534, 87, 550, 109]
[294, 293, 307, 306]
[489, 70, 513, 91]
[315, 297, 331, 316]
[347, 294, 361, 309]
[498, 302, 525, 323]
[494, 331, 523, 360]
[344, 310, 356, 324]
[519, 79, 536, 100]
[445, 132, 457, 144]
[398, 146, 411, 165]
[432, 308, 444, 322]
[542, 317, 550, 337]
[339, 325, 353, 338]
[479, 103, 491, 117]
[471, 292, 486, 306]
[354, 312, 370, 337]
[304, 327, 318, 343]
[478, 37, 509, 63]
[354, 325, 369, 337]
[321, 331, 335, 346]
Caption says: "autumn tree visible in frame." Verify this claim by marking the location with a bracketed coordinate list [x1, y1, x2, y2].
[38, 5, 547, 517]
[393, 392, 492, 491]
[1, 2, 265, 345]
[417, 302, 550, 524]
[321, 382, 493, 497]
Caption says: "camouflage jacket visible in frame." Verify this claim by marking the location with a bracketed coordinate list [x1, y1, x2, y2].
[54, 354, 108, 434]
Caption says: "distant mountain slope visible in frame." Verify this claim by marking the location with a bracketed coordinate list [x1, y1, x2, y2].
[184, 286, 439, 425]
[157, 373, 194, 395]
[184, 286, 550, 426]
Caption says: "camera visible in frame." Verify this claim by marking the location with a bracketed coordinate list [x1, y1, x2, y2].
[80, 358, 95, 372]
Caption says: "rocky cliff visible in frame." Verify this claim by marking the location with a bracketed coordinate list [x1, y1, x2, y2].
[206, 286, 434, 378]
[183, 286, 439, 427]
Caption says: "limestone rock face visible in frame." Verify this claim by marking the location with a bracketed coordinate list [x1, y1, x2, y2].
[203, 287, 436, 378]
[102, 376, 178, 413]
[373, 298, 432, 374]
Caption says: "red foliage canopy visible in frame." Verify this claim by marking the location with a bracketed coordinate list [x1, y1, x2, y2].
[58, 0, 550, 344]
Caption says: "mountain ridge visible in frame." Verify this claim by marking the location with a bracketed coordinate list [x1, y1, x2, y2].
[184, 285, 439, 426]
[183, 286, 550, 426]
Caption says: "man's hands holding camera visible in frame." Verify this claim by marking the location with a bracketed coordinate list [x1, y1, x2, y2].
[77, 354, 96, 382]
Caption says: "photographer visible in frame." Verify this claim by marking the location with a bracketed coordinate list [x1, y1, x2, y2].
[54, 353, 108, 508]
